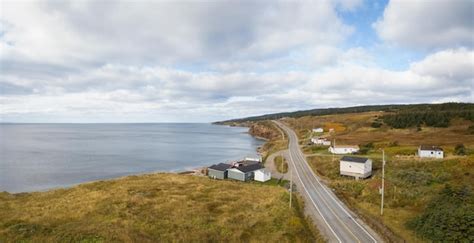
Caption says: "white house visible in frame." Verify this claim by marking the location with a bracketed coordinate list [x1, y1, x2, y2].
[340, 156, 372, 179]
[311, 137, 331, 146]
[254, 168, 271, 182]
[418, 145, 444, 159]
[312, 128, 324, 133]
[329, 145, 360, 154]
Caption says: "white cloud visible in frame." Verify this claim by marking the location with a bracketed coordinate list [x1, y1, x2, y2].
[1, 49, 472, 122]
[0, 1, 472, 122]
[374, 0, 474, 49]
[0, 0, 352, 65]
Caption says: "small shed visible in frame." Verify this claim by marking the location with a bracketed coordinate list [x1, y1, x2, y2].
[418, 145, 444, 159]
[208, 163, 232, 179]
[227, 163, 263, 182]
[329, 145, 360, 154]
[340, 156, 372, 179]
[313, 128, 324, 133]
[254, 169, 271, 182]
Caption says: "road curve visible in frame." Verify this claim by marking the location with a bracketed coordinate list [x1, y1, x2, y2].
[274, 121, 382, 243]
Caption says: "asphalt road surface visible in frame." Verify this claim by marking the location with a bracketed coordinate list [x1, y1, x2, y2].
[274, 121, 382, 243]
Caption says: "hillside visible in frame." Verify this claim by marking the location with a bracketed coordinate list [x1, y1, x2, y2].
[215, 103, 474, 125]
[0, 173, 320, 242]
[284, 111, 474, 242]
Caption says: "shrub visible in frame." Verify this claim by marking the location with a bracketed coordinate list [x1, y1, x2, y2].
[389, 141, 399, 147]
[468, 125, 474, 134]
[454, 144, 466, 155]
[395, 170, 434, 186]
[406, 185, 474, 242]
[371, 121, 382, 128]
[358, 142, 374, 155]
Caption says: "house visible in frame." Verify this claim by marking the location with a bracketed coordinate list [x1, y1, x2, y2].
[254, 168, 271, 182]
[311, 137, 331, 146]
[418, 145, 444, 159]
[329, 145, 360, 154]
[340, 156, 372, 179]
[208, 163, 232, 179]
[227, 163, 264, 182]
[312, 128, 324, 133]
[329, 128, 335, 132]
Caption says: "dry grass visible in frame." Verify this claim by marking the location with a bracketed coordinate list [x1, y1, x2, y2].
[0, 173, 319, 242]
[274, 155, 289, 173]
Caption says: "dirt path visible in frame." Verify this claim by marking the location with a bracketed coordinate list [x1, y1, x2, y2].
[265, 150, 290, 180]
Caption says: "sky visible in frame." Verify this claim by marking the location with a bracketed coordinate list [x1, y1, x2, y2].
[0, 0, 473, 123]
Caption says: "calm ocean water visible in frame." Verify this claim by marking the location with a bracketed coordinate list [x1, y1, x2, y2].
[0, 123, 263, 193]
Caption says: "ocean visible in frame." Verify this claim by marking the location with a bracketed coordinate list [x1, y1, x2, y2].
[0, 123, 263, 193]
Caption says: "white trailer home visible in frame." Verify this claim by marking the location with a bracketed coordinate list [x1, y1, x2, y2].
[340, 156, 372, 179]
[329, 145, 360, 154]
[418, 145, 444, 159]
[311, 137, 331, 146]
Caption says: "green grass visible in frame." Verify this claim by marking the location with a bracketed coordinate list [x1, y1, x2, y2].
[307, 155, 474, 242]
[274, 155, 289, 173]
[0, 173, 321, 242]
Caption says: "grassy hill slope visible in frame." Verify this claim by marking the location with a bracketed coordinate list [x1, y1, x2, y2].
[0, 173, 319, 242]
[285, 111, 474, 242]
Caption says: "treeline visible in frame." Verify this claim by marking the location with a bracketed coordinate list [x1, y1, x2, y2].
[382, 108, 474, 128]
[215, 102, 474, 124]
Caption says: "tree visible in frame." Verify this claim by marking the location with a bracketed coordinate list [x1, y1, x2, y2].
[454, 144, 466, 155]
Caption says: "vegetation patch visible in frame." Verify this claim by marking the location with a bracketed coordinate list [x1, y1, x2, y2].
[406, 185, 474, 242]
[274, 155, 288, 173]
[0, 173, 318, 242]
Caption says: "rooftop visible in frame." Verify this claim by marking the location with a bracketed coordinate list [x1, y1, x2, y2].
[209, 163, 232, 171]
[341, 156, 369, 163]
[236, 163, 264, 173]
[419, 145, 443, 151]
[332, 145, 359, 149]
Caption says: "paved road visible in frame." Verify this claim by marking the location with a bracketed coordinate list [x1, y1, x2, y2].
[274, 121, 382, 243]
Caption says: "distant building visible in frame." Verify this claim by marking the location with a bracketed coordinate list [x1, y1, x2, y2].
[329, 128, 335, 133]
[254, 168, 271, 182]
[340, 156, 372, 179]
[312, 128, 324, 133]
[311, 137, 331, 146]
[227, 163, 264, 182]
[232, 159, 260, 167]
[329, 145, 360, 154]
[208, 163, 232, 179]
[243, 156, 262, 162]
[418, 145, 444, 159]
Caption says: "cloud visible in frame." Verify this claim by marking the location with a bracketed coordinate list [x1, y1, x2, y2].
[1, 0, 351, 66]
[0, 1, 472, 122]
[2, 48, 472, 122]
[374, 0, 474, 49]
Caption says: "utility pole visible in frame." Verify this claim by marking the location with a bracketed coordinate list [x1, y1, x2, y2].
[381, 150, 386, 216]
[289, 164, 293, 209]
[332, 138, 336, 163]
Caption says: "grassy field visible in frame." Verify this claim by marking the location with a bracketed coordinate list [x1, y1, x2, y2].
[274, 155, 289, 173]
[285, 111, 474, 242]
[0, 173, 321, 242]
